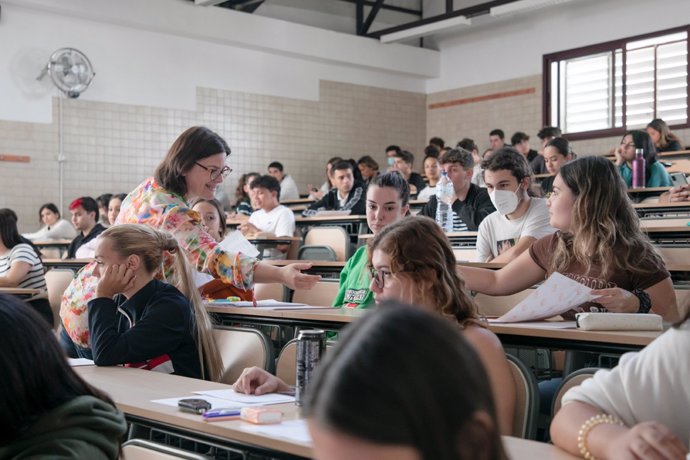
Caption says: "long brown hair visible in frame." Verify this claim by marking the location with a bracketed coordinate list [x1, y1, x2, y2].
[100, 224, 223, 381]
[154, 126, 231, 198]
[368, 216, 482, 328]
[551, 156, 664, 279]
[647, 118, 680, 149]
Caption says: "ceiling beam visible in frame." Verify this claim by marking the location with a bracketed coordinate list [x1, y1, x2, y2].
[360, 0, 384, 35]
[337, 0, 421, 17]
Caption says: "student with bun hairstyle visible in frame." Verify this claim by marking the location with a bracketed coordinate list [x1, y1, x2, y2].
[88, 223, 223, 381]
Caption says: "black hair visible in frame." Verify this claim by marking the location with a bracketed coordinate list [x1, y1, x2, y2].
[96, 194, 113, 210]
[38, 203, 60, 222]
[510, 131, 529, 146]
[457, 138, 478, 152]
[537, 126, 562, 140]
[624, 130, 659, 183]
[69, 196, 100, 221]
[545, 137, 573, 157]
[489, 129, 505, 139]
[357, 155, 379, 171]
[268, 161, 284, 172]
[0, 294, 123, 443]
[154, 126, 231, 197]
[424, 145, 440, 158]
[0, 209, 23, 249]
[385, 145, 401, 155]
[304, 303, 506, 460]
[429, 136, 445, 148]
[440, 148, 473, 169]
[333, 160, 354, 173]
[370, 171, 410, 207]
[393, 150, 414, 165]
[250, 174, 282, 200]
[481, 148, 532, 182]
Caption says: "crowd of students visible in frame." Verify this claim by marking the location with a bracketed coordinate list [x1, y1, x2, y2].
[1, 121, 688, 459]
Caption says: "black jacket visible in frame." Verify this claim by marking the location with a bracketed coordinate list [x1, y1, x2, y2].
[303, 181, 367, 216]
[420, 183, 495, 231]
[88, 279, 202, 379]
[66, 223, 106, 259]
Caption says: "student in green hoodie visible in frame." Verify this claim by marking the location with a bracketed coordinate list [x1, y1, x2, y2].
[0, 294, 127, 459]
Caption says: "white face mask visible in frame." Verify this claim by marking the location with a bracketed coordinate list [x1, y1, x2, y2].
[489, 184, 521, 215]
[387, 157, 395, 167]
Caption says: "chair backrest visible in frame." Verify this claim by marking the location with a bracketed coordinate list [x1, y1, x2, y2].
[254, 282, 286, 301]
[551, 368, 598, 416]
[304, 226, 349, 261]
[275, 338, 298, 386]
[40, 247, 62, 259]
[675, 288, 690, 319]
[45, 269, 74, 329]
[506, 353, 540, 440]
[292, 281, 340, 306]
[453, 248, 479, 262]
[212, 326, 275, 384]
[122, 439, 206, 459]
[297, 245, 337, 261]
[474, 289, 534, 318]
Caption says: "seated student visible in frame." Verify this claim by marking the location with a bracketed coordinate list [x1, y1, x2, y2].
[550, 311, 690, 459]
[267, 161, 300, 201]
[0, 294, 127, 459]
[540, 137, 574, 195]
[478, 149, 555, 263]
[392, 150, 426, 196]
[356, 155, 379, 185]
[333, 172, 409, 308]
[416, 155, 441, 201]
[96, 193, 112, 228]
[614, 130, 672, 188]
[305, 305, 507, 460]
[457, 156, 679, 322]
[511, 131, 539, 163]
[384, 145, 401, 172]
[429, 136, 445, 151]
[192, 198, 226, 242]
[458, 138, 486, 188]
[531, 126, 562, 175]
[107, 193, 126, 226]
[420, 148, 495, 231]
[303, 161, 367, 217]
[66, 197, 106, 259]
[661, 183, 690, 202]
[23, 203, 77, 241]
[308, 156, 343, 200]
[239, 175, 296, 260]
[0, 209, 53, 326]
[88, 224, 223, 381]
[232, 172, 260, 218]
[647, 118, 684, 153]
[234, 216, 515, 436]
[489, 129, 507, 151]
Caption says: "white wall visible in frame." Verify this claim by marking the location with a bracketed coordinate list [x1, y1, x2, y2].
[0, 0, 437, 124]
[427, 0, 690, 93]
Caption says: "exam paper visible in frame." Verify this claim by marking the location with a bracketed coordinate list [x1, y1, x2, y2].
[494, 273, 598, 323]
[207, 299, 322, 309]
[238, 419, 312, 444]
[219, 230, 260, 258]
[152, 396, 241, 409]
[68, 358, 95, 366]
[193, 389, 295, 405]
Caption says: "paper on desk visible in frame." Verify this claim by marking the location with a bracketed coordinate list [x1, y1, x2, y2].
[219, 230, 260, 258]
[494, 273, 598, 323]
[207, 299, 314, 309]
[238, 419, 312, 444]
[68, 358, 95, 366]
[193, 389, 296, 405]
[152, 396, 243, 409]
[487, 320, 577, 329]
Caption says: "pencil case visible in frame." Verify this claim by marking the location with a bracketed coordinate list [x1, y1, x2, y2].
[240, 406, 283, 424]
[575, 312, 663, 331]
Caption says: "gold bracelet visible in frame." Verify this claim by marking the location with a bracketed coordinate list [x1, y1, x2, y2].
[577, 413, 624, 460]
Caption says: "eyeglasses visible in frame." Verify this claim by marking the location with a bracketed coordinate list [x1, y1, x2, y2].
[195, 162, 232, 181]
[369, 267, 394, 289]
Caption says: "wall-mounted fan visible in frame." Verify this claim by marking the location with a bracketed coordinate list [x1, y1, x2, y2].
[36, 48, 95, 98]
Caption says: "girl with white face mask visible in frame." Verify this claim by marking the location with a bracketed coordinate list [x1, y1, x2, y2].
[477, 149, 555, 263]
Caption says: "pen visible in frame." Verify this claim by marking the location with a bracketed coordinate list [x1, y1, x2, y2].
[202, 407, 242, 421]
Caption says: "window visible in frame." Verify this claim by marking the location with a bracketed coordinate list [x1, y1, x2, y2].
[544, 26, 689, 139]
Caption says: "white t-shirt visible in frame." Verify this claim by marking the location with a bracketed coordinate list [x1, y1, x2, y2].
[417, 185, 436, 202]
[562, 320, 690, 446]
[0, 244, 47, 291]
[279, 175, 300, 201]
[248, 205, 296, 259]
[23, 219, 78, 241]
[476, 197, 555, 262]
[472, 164, 486, 188]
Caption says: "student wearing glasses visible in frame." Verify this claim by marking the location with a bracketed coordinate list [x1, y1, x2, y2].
[60, 126, 320, 358]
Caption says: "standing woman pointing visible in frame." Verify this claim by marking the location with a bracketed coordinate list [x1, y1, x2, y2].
[60, 126, 319, 357]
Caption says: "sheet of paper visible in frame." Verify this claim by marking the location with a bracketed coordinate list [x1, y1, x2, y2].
[494, 273, 598, 323]
[152, 396, 243, 409]
[206, 299, 312, 309]
[68, 358, 95, 366]
[488, 320, 577, 329]
[193, 389, 295, 405]
[238, 419, 312, 444]
[193, 270, 214, 288]
[219, 230, 260, 258]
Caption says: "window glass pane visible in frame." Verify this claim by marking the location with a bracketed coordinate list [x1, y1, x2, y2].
[625, 47, 655, 128]
[614, 49, 623, 127]
[563, 52, 612, 132]
[656, 41, 688, 124]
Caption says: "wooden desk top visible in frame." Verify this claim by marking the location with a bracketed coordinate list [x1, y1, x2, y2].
[33, 239, 72, 246]
[643, 225, 690, 233]
[264, 260, 346, 268]
[0, 287, 42, 296]
[633, 201, 690, 209]
[627, 186, 672, 194]
[658, 149, 690, 158]
[486, 322, 660, 347]
[295, 215, 367, 223]
[42, 258, 90, 266]
[281, 198, 315, 206]
[75, 366, 311, 458]
[639, 218, 690, 229]
[76, 366, 578, 459]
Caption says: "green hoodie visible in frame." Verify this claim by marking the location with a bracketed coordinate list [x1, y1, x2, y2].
[0, 395, 127, 460]
[332, 245, 374, 309]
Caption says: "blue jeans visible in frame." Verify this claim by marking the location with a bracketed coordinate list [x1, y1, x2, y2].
[59, 326, 93, 359]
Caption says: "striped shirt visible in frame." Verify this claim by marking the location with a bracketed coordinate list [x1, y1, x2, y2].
[0, 244, 47, 291]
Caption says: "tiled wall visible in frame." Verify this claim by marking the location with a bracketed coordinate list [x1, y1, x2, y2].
[1, 80, 426, 232]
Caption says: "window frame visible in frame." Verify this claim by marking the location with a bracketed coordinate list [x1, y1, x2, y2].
[543, 25, 690, 141]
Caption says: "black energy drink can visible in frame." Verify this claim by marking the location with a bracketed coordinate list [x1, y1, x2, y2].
[295, 329, 326, 406]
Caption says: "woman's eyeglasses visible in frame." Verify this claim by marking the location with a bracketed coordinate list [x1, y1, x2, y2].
[369, 267, 393, 289]
[195, 162, 232, 181]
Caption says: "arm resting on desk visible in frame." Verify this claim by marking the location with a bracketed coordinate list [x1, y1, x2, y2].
[0, 261, 30, 287]
[458, 249, 545, 296]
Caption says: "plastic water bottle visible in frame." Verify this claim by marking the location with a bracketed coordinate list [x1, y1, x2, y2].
[436, 170, 454, 232]
[632, 148, 646, 188]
